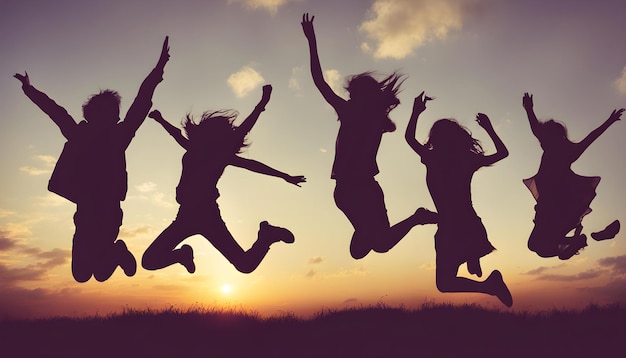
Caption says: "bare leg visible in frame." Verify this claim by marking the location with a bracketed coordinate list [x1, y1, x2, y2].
[142, 219, 196, 273]
[205, 220, 293, 274]
[436, 256, 512, 307]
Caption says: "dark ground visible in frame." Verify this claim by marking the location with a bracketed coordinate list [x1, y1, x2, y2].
[1, 303, 624, 358]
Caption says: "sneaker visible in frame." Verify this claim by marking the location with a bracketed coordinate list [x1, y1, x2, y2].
[487, 270, 512, 308]
[558, 234, 587, 260]
[591, 220, 620, 241]
[180, 244, 196, 274]
[414, 207, 438, 225]
[117, 240, 137, 277]
[259, 221, 295, 244]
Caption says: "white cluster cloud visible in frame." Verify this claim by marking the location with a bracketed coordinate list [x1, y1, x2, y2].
[229, 0, 293, 15]
[324, 69, 343, 94]
[227, 66, 265, 98]
[360, 0, 470, 59]
[615, 66, 626, 94]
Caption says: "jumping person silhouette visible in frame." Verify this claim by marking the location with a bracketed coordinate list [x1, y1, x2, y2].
[142, 85, 305, 274]
[14, 37, 170, 283]
[522, 92, 623, 260]
[301, 13, 436, 260]
[406, 92, 512, 307]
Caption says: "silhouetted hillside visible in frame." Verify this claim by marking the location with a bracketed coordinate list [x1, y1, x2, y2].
[1, 303, 624, 357]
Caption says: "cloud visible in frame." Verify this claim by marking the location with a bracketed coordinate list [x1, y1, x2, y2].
[19, 166, 51, 176]
[36, 193, 71, 207]
[229, 0, 294, 15]
[19, 154, 57, 176]
[579, 278, 626, 299]
[305, 269, 316, 278]
[597, 255, 626, 276]
[324, 69, 343, 94]
[615, 66, 626, 93]
[0, 226, 70, 287]
[135, 181, 157, 193]
[308, 256, 324, 265]
[0, 209, 15, 218]
[536, 269, 606, 282]
[119, 225, 153, 239]
[0, 235, 18, 251]
[288, 66, 303, 91]
[523, 263, 565, 276]
[360, 0, 473, 59]
[227, 66, 265, 98]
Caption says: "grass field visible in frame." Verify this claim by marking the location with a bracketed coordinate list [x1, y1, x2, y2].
[1, 302, 624, 357]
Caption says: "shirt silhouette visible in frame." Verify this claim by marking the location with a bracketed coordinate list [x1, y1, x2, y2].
[14, 37, 170, 282]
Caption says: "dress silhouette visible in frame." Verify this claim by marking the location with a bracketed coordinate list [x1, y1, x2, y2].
[406, 93, 512, 307]
[301, 13, 436, 260]
[14, 37, 170, 283]
[522, 92, 622, 259]
[142, 85, 305, 274]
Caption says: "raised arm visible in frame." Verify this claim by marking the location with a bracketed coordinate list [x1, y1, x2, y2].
[149, 110, 189, 150]
[574, 108, 623, 158]
[522, 92, 542, 140]
[405, 92, 431, 158]
[14, 72, 77, 139]
[235, 85, 272, 138]
[301, 13, 346, 112]
[476, 113, 509, 166]
[123, 36, 170, 133]
[230, 156, 306, 187]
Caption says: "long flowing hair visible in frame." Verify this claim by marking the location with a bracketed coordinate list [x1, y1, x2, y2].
[345, 71, 405, 133]
[425, 118, 484, 156]
[182, 110, 248, 154]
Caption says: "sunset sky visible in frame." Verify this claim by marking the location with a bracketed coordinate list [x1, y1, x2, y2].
[2, 0, 626, 319]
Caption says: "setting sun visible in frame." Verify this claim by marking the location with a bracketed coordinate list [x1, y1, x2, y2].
[221, 284, 233, 295]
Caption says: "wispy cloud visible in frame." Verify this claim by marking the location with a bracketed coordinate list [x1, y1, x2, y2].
[229, 0, 295, 15]
[288, 66, 303, 91]
[135, 181, 157, 193]
[360, 0, 474, 59]
[19, 154, 57, 176]
[227, 66, 265, 98]
[523, 263, 566, 276]
[598, 255, 626, 276]
[308, 256, 324, 265]
[614, 66, 626, 94]
[536, 269, 605, 282]
[119, 225, 153, 239]
[305, 266, 368, 280]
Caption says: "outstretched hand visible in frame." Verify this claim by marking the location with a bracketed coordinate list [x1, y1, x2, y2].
[609, 108, 624, 123]
[523, 92, 533, 111]
[261, 84, 272, 105]
[412, 91, 433, 114]
[301, 13, 315, 40]
[157, 36, 170, 68]
[14, 72, 30, 87]
[148, 109, 163, 121]
[286, 175, 306, 187]
[476, 113, 494, 131]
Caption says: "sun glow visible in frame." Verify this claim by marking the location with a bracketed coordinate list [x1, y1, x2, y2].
[221, 284, 233, 295]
